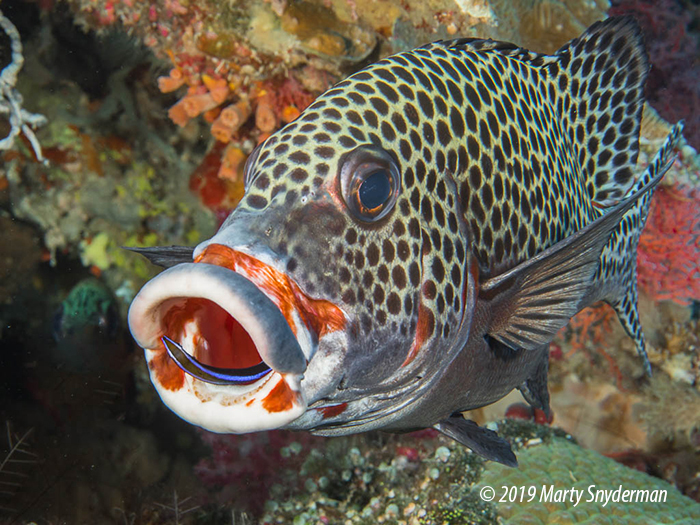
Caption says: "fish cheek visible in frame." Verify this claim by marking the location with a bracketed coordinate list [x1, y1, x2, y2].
[276, 201, 352, 300]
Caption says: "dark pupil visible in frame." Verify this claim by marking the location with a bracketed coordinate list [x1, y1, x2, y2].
[358, 170, 391, 210]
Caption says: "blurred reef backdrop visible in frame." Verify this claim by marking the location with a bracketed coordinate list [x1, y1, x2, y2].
[0, 0, 700, 523]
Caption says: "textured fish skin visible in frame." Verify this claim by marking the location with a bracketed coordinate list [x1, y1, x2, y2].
[129, 16, 683, 465]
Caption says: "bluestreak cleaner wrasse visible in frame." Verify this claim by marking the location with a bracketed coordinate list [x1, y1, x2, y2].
[128, 16, 683, 466]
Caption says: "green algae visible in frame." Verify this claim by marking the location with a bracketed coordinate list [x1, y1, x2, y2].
[55, 277, 118, 338]
[476, 438, 700, 525]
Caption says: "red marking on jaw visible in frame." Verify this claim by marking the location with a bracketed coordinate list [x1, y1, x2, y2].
[195, 244, 346, 339]
[318, 402, 348, 419]
[402, 302, 435, 367]
[262, 379, 297, 412]
[403, 257, 478, 368]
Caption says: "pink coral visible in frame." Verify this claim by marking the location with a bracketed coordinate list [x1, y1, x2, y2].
[637, 184, 700, 305]
[194, 430, 324, 513]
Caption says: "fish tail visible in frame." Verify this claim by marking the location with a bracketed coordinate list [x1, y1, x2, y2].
[548, 15, 686, 374]
[601, 122, 684, 375]
[547, 16, 649, 207]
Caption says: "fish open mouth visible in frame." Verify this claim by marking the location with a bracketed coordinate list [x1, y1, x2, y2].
[128, 244, 345, 433]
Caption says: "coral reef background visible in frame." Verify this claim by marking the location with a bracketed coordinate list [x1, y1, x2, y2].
[0, 0, 699, 523]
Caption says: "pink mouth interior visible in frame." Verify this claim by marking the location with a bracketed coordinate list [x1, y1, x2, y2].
[161, 298, 263, 369]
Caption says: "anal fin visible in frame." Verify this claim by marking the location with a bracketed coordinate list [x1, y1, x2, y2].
[516, 344, 551, 418]
[434, 414, 517, 467]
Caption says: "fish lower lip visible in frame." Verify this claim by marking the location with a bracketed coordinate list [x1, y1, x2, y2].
[162, 335, 273, 385]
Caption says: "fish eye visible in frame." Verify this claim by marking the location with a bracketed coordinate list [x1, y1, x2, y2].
[340, 145, 400, 222]
[243, 143, 263, 189]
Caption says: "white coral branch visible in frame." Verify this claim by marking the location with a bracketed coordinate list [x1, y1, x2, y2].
[0, 422, 36, 512]
[0, 9, 47, 164]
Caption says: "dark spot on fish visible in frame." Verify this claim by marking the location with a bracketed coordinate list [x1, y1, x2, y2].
[363, 111, 378, 128]
[392, 266, 407, 289]
[614, 167, 633, 185]
[470, 194, 486, 224]
[381, 122, 396, 142]
[423, 122, 435, 145]
[373, 284, 385, 304]
[430, 229, 442, 252]
[339, 136, 357, 149]
[341, 288, 356, 305]
[395, 239, 409, 262]
[479, 120, 491, 149]
[464, 83, 481, 113]
[349, 127, 366, 142]
[248, 195, 268, 209]
[417, 91, 434, 119]
[314, 146, 335, 159]
[391, 112, 408, 134]
[370, 97, 390, 116]
[330, 96, 349, 108]
[436, 151, 446, 173]
[408, 218, 421, 239]
[399, 139, 412, 161]
[346, 110, 362, 126]
[465, 106, 478, 133]
[375, 68, 397, 83]
[433, 203, 445, 228]
[290, 168, 308, 182]
[348, 92, 365, 105]
[423, 280, 437, 300]
[324, 121, 341, 133]
[392, 66, 415, 84]
[437, 120, 451, 146]
[376, 81, 399, 104]
[255, 174, 271, 190]
[382, 239, 396, 263]
[301, 112, 319, 122]
[362, 270, 374, 288]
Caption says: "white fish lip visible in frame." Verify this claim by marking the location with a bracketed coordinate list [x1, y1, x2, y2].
[128, 262, 310, 433]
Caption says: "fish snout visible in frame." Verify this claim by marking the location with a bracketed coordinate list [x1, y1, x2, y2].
[128, 262, 308, 433]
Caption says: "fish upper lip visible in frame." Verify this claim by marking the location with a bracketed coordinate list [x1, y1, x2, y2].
[193, 243, 347, 360]
[128, 262, 307, 381]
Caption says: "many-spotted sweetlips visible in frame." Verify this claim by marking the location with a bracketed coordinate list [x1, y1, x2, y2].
[128, 16, 683, 466]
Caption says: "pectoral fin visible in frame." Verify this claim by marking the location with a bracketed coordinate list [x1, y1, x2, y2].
[124, 245, 195, 268]
[434, 414, 517, 467]
[481, 168, 667, 352]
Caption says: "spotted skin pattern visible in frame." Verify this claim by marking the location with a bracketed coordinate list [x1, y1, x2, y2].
[234, 16, 680, 376]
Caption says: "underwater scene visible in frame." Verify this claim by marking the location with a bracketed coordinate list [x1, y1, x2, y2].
[1, 0, 700, 523]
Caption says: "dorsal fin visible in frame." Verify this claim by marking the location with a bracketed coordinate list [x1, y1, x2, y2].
[546, 16, 649, 207]
[439, 37, 552, 66]
[124, 245, 194, 268]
